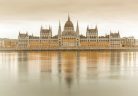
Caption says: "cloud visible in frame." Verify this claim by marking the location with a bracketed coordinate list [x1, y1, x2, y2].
[0, 0, 137, 21]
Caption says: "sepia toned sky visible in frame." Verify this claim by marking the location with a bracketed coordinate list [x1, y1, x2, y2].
[0, 0, 138, 38]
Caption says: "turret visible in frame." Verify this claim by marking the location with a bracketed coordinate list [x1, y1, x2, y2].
[87, 25, 89, 31]
[76, 21, 80, 46]
[118, 30, 120, 37]
[68, 13, 70, 21]
[76, 21, 79, 37]
[49, 25, 52, 38]
[95, 25, 98, 37]
[95, 25, 98, 32]
[86, 25, 89, 37]
[58, 21, 62, 47]
[58, 21, 62, 38]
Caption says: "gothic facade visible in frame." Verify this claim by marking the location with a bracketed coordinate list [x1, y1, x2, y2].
[17, 15, 136, 50]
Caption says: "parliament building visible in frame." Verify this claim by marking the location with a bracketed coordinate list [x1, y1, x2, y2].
[17, 15, 135, 50]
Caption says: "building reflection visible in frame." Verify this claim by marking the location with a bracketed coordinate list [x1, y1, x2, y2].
[13, 51, 137, 87]
[122, 52, 137, 76]
[1, 50, 138, 95]
[110, 51, 121, 78]
[17, 52, 29, 81]
[0, 52, 18, 80]
[38, 51, 78, 88]
[39, 51, 57, 82]
[85, 51, 98, 79]
[61, 51, 76, 88]
[40, 52, 52, 73]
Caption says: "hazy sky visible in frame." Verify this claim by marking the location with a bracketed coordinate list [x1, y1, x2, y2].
[0, 0, 138, 38]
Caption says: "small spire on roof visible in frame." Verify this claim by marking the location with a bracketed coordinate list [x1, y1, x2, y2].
[41, 25, 43, 29]
[87, 25, 89, 30]
[68, 13, 70, 21]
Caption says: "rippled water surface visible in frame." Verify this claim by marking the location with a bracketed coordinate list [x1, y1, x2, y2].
[0, 51, 138, 96]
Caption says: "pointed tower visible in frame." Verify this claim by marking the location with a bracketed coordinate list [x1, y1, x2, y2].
[58, 21, 62, 47]
[87, 25, 89, 31]
[68, 13, 70, 21]
[86, 25, 89, 37]
[41, 25, 43, 30]
[110, 30, 112, 33]
[95, 25, 98, 32]
[118, 30, 120, 38]
[49, 25, 52, 38]
[58, 21, 62, 38]
[26, 32, 28, 36]
[19, 31, 20, 35]
[95, 25, 98, 38]
[76, 21, 80, 47]
[49, 25, 51, 31]
[40, 26, 43, 39]
[76, 21, 79, 37]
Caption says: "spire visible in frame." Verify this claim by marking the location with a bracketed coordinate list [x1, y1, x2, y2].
[59, 20, 61, 27]
[41, 25, 43, 30]
[48, 25, 52, 37]
[118, 30, 120, 37]
[50, 27, 52, 32]
[76, 21, 79, 36]
[40, 25, 43, 33]
[58, 20, 61, 37]
[87, 25, 89, 31]
[95, 25, 98, 34]
[49, 25, 52, 32]
[95, 25, 98, 30]
[49, 25, 51, 30]
[68, 13, 70, 21]
[118, 30, 120, 33]
[110, 30, 112, 34]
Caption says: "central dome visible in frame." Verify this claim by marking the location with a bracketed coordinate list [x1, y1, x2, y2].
[64, 20, 74, 28]
[62, 14, 76, 36]
[64, 15, 74, 28]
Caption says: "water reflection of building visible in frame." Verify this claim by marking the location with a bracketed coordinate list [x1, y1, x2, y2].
[39, 51, 80, 88]
[82, 51, 111, 79]
[61, 51, 76, 88]
[36, 51, 112, 86]
[122, 52, 137, 76]
[15, 51, 138, 87]
[40, 52, 52, 73]
[0, 52, 18, 80]
[85, 51, 98, 79]
[110, 52, 121, 78]
[37, 51, 79, 88]
[17, 52, 29, 80]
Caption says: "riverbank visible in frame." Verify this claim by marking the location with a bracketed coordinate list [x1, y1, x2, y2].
[0, 48, 138, 51]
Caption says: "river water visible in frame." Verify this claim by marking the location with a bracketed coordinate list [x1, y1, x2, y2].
[0, 51, 138, 96]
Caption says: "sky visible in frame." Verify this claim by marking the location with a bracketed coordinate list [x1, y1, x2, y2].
[0, 0, 138, 38]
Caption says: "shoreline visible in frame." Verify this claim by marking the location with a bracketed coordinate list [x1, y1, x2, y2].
[0, 48, 138, 51]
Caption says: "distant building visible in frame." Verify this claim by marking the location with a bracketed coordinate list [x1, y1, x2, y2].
[18, 32, 29, 49]
[122, 37, 135, 47]
[0, 39, 3, 48]
[136, 39, 138, 47]
[109, 32, 121, 48]
[0, 38, 17, 48]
